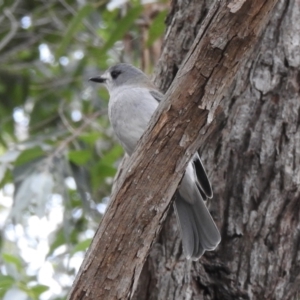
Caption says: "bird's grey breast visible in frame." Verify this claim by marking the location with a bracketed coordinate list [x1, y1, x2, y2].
[108, 86, 158, 155]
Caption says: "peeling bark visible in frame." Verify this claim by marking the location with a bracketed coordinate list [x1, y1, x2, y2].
[134, 0, 300, 299]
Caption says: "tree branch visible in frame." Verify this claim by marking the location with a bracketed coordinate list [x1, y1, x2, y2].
[68, 0, 279, 299]
[0, 7, 19, 51]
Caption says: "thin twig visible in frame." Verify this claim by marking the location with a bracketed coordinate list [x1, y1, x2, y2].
[58, 101, 77, 134]
[45, 109, 107, 165]
[29, 114, 60, 132]
[58, 0, 102, 44]
[0, 35, 41, 63]
[0, 0, 21, 25]
[0, 9, 19, 51]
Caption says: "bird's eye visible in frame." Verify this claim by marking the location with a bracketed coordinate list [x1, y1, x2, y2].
[111, 70, 121, 79]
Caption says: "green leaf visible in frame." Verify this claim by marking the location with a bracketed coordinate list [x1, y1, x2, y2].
[98, 163, 116, 177]
[78, 131, 100, 145]
[48, 228, 66, 257]
[55, 4, 94, 60]
[0, 275, 14, 289]
[91, 162, 116, 190]
[70, 238, 92, 256]
[14, 146, 45, 167]
[0, 149, 20, 183]
[147, 10, 167, 46]
[2, 253, 22, 271]
[30, 284, 49, 297]
[68, 150, 91, 165]
[100, 144, 123, 165]
[90, 146, 122, 189]
[101, 6, 143, 54]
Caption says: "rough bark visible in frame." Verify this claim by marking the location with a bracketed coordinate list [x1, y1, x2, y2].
[68, 0, 279, 299]
[133, 0, 300, 299]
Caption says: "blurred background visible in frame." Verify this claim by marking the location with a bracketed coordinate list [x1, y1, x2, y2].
[0, 0, 168, 299]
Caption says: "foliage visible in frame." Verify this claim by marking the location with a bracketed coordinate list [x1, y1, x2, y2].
[0, 0, 168, 299]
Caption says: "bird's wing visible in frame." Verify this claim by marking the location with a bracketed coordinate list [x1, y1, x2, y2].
[149, 90, 164, 103]
[192, 152, 213, 199]
[150, 88, 213, 199]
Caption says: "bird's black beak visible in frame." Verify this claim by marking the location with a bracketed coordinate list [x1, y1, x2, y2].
[89, 76, 106, 83]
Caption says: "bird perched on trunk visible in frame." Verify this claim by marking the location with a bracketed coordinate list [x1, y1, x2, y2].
[89, 63, 221, 260]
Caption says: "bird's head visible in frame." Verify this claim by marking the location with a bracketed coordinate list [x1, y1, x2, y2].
[89, 63, 151, 93]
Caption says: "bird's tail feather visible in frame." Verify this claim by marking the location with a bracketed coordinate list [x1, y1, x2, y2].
[174, 191, 220, 260]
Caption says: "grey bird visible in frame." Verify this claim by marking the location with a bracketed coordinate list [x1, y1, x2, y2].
[89, 63, 221, 260]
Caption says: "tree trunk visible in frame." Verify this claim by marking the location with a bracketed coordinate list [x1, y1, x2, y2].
[133, 0, 300, 299]
[69, 0, 279, 299]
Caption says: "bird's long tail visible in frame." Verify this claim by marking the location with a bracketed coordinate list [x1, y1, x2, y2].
[174, 190, 221, 260]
